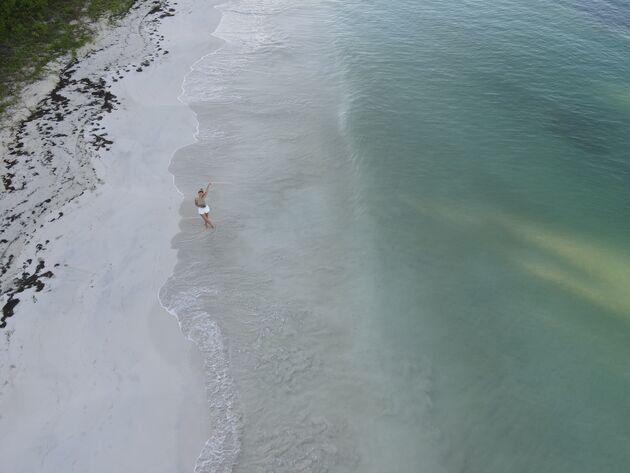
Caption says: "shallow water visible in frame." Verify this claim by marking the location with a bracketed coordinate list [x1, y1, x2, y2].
[161, 0, 630, 471]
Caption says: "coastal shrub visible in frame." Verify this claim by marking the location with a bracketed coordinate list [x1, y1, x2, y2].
[0, 0, 135, 115]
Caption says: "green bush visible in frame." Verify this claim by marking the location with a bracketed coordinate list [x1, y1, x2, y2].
[0, 0, 135, 114]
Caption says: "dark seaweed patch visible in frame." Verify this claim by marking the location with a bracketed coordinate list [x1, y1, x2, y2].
[1, 260, 53, 328]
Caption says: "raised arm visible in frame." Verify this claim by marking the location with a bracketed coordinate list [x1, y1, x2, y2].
[203, 181, 212, 197]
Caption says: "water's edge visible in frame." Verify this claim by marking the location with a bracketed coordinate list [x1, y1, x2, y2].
[157, 2, 243, 471]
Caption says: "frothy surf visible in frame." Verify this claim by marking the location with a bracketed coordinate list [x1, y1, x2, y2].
[159, 1, 243, 471]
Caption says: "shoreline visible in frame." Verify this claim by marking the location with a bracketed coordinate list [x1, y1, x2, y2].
[159, 2, 234, 471]
[0, 0, 223, 471]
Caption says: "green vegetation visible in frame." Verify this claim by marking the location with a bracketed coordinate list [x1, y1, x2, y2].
[0, 0, 135, 115]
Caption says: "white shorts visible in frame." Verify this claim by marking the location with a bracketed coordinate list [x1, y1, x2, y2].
[197, 205, 210, 215]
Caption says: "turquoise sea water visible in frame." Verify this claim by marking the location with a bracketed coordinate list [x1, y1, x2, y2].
[162, 0, 630, 471]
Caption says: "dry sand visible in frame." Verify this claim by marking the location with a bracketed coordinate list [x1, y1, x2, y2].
[0, 0, 222, 471]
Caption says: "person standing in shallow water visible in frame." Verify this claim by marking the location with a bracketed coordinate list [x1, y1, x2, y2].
[195, 181, 214, 229]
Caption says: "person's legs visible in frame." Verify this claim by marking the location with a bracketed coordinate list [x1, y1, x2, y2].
[204, 212, 215, 229]
[200, 213, 209, 228]
[201, 213, 214, 229]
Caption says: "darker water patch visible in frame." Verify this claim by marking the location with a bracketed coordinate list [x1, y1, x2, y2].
[477, 71, 623, 159]
[559, 0, 630, 31]
[546, 103, 618, 156]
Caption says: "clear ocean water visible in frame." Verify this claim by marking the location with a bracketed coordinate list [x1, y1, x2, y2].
[160, 0, 630, 471]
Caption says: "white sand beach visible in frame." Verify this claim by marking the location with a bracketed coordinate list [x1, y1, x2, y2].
[0, 1, 222, 471]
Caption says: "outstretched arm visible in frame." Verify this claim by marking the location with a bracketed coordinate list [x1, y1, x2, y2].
[203, 181, 212, 197]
